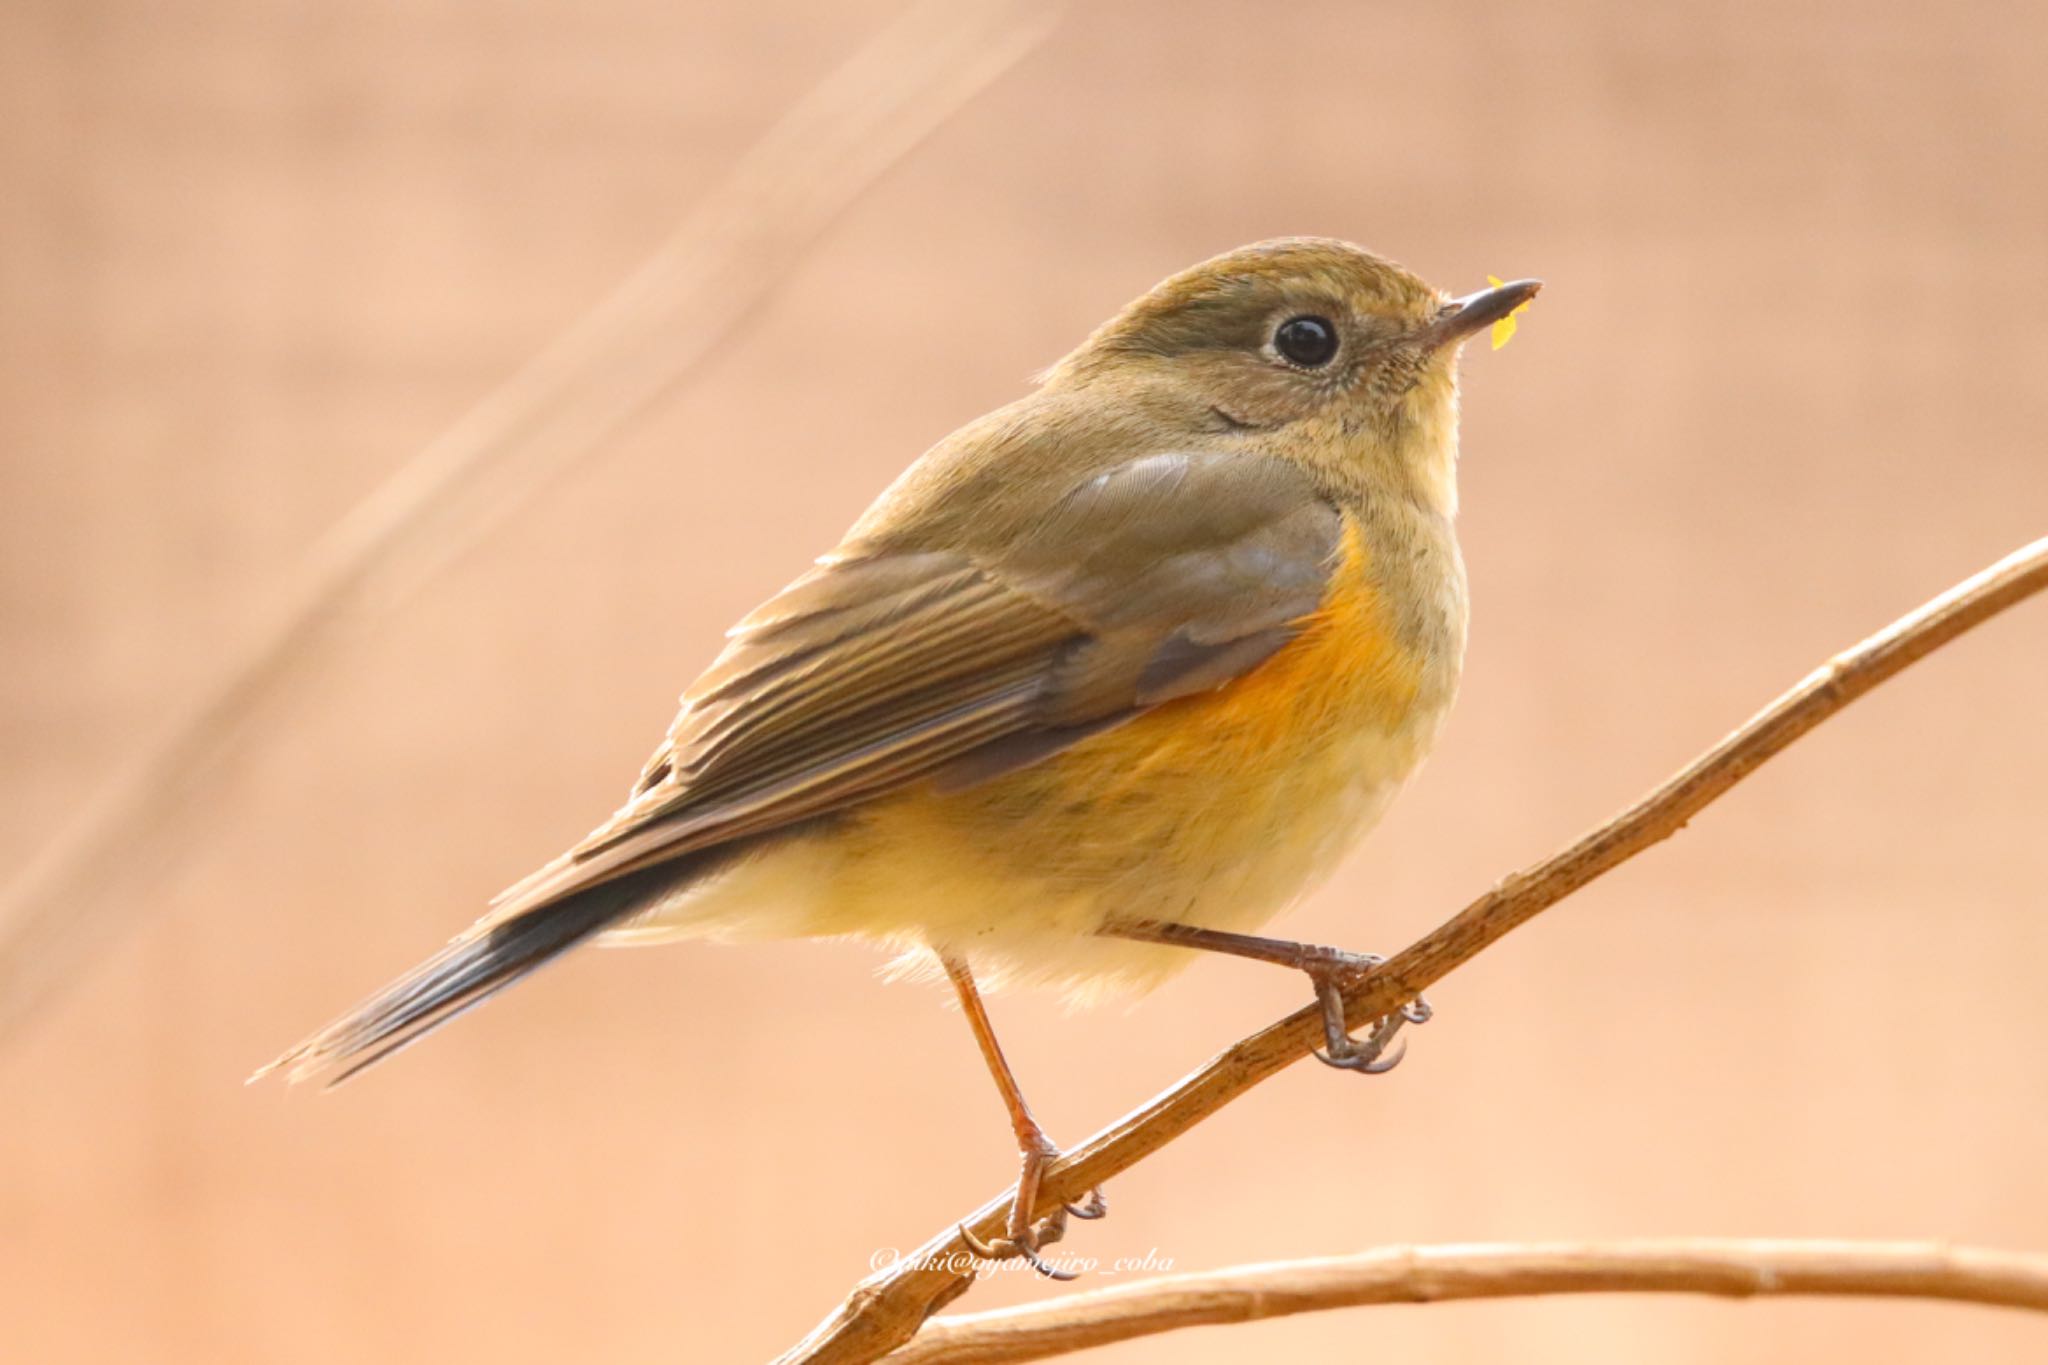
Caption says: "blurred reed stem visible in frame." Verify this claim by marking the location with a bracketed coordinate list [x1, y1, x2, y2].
[0, 0, 1061, 1040]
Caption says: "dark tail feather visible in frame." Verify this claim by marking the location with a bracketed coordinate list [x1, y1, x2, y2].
[254, 860, 693, 1088]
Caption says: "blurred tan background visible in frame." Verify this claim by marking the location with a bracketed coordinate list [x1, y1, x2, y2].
[3, 1, 2046, 1361]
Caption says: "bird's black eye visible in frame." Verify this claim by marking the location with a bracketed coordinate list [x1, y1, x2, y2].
[1273, 315, 1338, 368]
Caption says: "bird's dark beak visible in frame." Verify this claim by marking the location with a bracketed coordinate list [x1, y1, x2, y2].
[1423, 278, 1542, 348]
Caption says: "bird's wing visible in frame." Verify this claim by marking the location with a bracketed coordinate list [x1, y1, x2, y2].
[486, 452, 1342, 921]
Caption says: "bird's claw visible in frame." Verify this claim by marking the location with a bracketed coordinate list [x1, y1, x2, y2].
[1307, 954, 1430, 1077]
[957, 1137, 1107, 1282]
[958, 1205, 1080, 1280]
[1065, 1187, 1109, 1220]
[1314, 1026, 1408, 1073]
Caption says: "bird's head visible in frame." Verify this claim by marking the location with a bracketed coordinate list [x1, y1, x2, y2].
[1048, 237, 1538, 515]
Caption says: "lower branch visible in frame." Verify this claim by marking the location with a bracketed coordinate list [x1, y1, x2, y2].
[777, 536, 2048, 1364]
[885, 1240, 2048, 1363]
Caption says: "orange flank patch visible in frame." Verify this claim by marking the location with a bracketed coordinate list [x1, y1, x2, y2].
[1055, 514, 1423, 800]
[1177, 515, 1419, 733]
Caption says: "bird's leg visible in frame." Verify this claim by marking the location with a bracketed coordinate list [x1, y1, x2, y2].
[1101, 920, 1431, 1074]
[941, 953, 1106, 1280]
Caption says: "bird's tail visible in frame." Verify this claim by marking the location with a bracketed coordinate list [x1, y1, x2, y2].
[253, 860, 696, 1088]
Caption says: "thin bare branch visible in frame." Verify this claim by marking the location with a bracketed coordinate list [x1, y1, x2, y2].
[884, 1239, 2048, 1363]
[777, 535, 2048, 1364]
[0, 0, 1061, 1040]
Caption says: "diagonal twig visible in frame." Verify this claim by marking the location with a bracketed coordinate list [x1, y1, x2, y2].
[776, 535, 2048, 1364]
[0, 0, 1062, 1040]
[884, 1239, 2048, 1363]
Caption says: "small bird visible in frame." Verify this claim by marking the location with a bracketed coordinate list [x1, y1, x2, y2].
[260, 238, 1537, 1274]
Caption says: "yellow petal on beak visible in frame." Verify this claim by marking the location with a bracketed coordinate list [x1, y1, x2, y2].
[1487, 274, 1534, 350]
